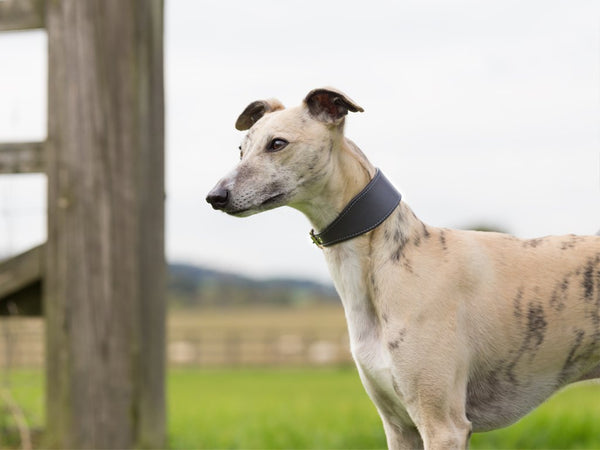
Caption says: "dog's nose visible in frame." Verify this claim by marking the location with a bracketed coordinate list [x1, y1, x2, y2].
[206, 187, 230, 210]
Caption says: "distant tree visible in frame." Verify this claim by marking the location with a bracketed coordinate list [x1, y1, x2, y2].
[463, 224, 510, 234]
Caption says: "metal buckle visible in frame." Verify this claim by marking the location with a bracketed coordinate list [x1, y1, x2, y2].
[310, 229, 324, 247]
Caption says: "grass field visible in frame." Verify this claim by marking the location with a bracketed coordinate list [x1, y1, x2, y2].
[2, 368, 599, 449]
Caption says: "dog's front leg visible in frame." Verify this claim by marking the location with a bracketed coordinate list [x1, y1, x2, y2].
[359, 358, 470, 450]
[414, 404, 471, 450]
[355, 364, 424, 449]
[398, 379, 471, 449]
[382, 420, 424, 450]
[389, 334, 472, 450]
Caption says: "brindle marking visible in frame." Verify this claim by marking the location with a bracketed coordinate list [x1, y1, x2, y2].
[513, 288, 524, 319]
[505, 300, 548, 384]
[523, 238, 545, 248]
[389, 340, 401, 350]
[583, 259, 595, 300]
[421, 222, 431, 240]
[391, 232, 409, 263]
[558, 328, 599, 384]
[549, 278, 569, 312]
[439, 229, 447, 251]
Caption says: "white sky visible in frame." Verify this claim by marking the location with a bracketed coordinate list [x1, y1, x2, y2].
[0, 1, 599, 283]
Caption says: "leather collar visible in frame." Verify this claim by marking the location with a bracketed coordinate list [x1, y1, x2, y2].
[310, 169, 401, 248]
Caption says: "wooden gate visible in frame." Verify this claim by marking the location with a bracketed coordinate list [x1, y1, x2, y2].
[0, 1, 166, 447]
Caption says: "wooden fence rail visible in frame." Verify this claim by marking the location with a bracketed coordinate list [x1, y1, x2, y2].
[0, 318, 353, 368]
[169, 330, 352, 367]
[0, 0, 45, 32]
[0, 142, 45, 174]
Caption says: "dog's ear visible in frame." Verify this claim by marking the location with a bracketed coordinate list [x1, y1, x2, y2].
[235, 99, 285, 131]
[303, 87, 364, 124]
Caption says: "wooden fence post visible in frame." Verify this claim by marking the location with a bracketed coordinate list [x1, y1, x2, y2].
[44, 0, 165, 448]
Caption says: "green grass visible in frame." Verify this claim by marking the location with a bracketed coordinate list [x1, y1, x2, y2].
[2, 368, 600, 449]
[168, 368, 384, 449]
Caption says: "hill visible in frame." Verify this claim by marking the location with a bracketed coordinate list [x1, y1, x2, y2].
[168, 263, 338, 308]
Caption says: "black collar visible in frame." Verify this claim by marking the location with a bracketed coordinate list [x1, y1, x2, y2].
[310, 169, 402, 248]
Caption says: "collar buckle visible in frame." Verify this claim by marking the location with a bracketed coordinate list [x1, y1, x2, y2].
[310, 229, 324, 248]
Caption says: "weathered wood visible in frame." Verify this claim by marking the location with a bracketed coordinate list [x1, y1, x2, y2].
[0, 141, 45, 173]
[0, 245, 42, 299]
[0, 0, 44, 31]
[0, 244, 43, 315]
[45, 0, 165, 448]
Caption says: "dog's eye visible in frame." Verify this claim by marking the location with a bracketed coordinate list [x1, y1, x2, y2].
[267, 138, 289, 152]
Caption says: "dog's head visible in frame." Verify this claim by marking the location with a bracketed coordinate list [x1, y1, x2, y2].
[206, 87, 363, 217]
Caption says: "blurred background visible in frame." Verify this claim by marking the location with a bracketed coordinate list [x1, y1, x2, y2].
[0, 1, 599, 449]
[2, 0, 600, 280]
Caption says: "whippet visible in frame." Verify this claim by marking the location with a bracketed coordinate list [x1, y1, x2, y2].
[206, 87, 600, 449]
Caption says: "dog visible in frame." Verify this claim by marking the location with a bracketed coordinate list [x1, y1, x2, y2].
[207, 87, 600, 449]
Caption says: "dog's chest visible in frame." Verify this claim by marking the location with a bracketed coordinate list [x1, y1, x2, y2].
[324, 244, 381, 357]
[324, 245, 406, 417]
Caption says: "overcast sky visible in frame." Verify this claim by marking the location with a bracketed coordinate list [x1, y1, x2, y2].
[1, 1, 599, 283]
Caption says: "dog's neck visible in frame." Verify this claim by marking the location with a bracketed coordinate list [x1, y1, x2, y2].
[289, 138, 427, 353]
[291, 136, 424, 265]
[292, 137, 378, 233]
